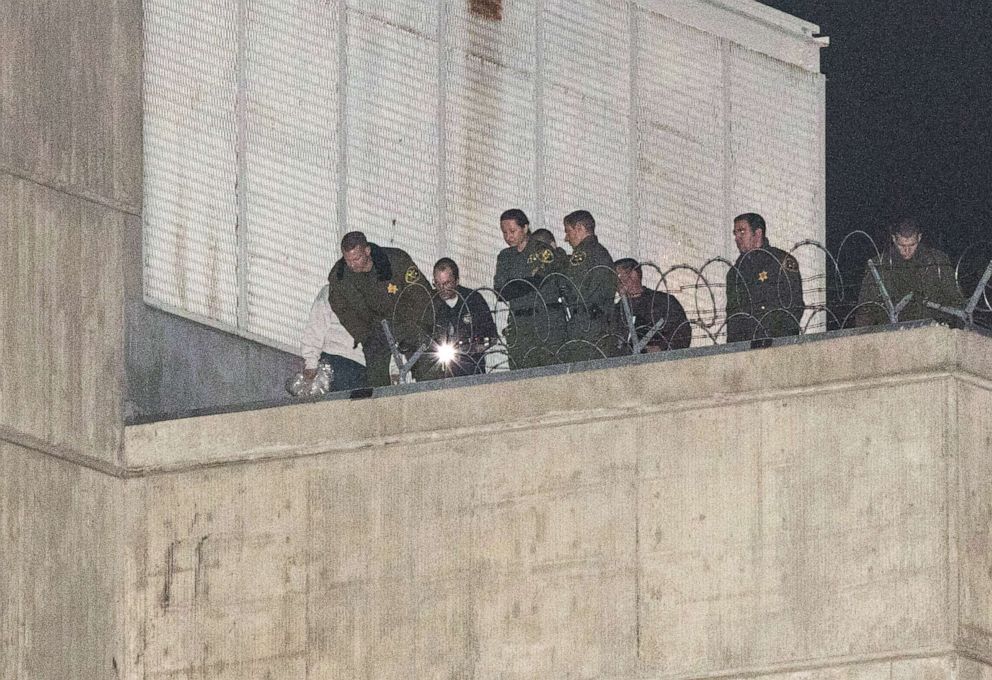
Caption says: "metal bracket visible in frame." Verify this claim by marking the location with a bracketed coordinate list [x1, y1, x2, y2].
[381, 319, 426, 385]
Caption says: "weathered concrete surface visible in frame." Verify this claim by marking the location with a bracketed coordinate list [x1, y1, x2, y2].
[103, 325, 992, 678]
[5, 325, 992, 678]
[0, 442, 130, 680]
[0, 0, 143, 211]
[0, 174, 131, 466]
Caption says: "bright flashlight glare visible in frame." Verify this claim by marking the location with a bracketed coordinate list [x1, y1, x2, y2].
[436, 342, 457, 365]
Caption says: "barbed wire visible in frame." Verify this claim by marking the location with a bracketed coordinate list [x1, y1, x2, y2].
[290, 235, 992, 391]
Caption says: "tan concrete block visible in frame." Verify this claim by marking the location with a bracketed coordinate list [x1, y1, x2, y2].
[890, 655, 957, 680]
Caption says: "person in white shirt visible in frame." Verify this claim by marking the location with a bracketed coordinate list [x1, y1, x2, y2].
[300, 283, 368, 391]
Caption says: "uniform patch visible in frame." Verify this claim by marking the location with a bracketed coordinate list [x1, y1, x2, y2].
[387, 283, 399, 294]
[569, 251, 586, 266]
[404, 266, 420, 284]
[461, 312, 473, 325]
[783, 256, 799, 272]
[757, 271, 769, 283]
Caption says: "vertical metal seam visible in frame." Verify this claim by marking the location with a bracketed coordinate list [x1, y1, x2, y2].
[335, 0, 350, 242]
[628, 3, 641, 259]
[534, 0, 546, 231]
[721, 39, 733, 256]
[235, 0, 250, 332]
[436, 0, 451, 262]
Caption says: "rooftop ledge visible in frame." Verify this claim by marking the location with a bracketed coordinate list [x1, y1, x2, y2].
[122, 322, 992, 474]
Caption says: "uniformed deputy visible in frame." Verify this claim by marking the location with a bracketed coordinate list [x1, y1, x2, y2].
[725, 212, 805, 343]
[613, 258, 691, 353]
[855, 217, 963, 327]
[559, 210, 621, 362]
[414, 257, 498, 380]
[493, 208, 566, 369]
[327, 231, 430, 387]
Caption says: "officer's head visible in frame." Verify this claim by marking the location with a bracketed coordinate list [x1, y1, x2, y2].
[614, 258, 643, 297]
[433, 258, 460, 301]
[531, 228, 557, 250]
[563, 210, 595, 249]
[889, 218, 922, 261]
[733, 213, 766, 254]
[500, 208, 530, 250]
[341, 231, 373, 273]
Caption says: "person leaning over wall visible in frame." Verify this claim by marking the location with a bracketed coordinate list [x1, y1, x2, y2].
[854, 216, 963, 327]
[327, 231, 430, 388]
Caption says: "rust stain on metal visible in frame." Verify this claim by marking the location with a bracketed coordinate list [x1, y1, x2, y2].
[469, 0, 502, 21]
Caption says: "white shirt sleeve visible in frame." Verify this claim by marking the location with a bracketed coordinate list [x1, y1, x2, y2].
[300, 285, 334, 370]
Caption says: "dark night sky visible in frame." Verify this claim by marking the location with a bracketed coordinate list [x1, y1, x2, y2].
[760, 1, 992, 260]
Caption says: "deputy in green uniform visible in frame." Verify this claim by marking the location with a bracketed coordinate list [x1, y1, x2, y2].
[327, 231, 430, 387]
[725, 212, 805, 343]
[855, 217, 963, 327]
[559, 210, 621, 362]
[493, 208, 565, 369]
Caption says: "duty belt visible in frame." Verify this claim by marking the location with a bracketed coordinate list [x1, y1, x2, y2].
[512, 302, 565, 318]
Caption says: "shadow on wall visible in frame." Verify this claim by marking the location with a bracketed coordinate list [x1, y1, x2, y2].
[125, 302, 297, 422]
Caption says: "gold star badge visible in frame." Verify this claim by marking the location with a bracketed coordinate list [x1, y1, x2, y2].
[757, 271, 769, 282]
[387, 283, 399, 294]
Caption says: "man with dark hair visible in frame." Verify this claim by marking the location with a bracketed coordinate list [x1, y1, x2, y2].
[559, 210, 620, 361]
[725, 212, 805, 343]
[613, 258, 691, 353]
[327, 230, 429, 387]
[855, 217, 963, 327]
[415, 257, 498, 380]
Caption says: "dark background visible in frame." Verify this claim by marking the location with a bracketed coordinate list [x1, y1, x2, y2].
[760, 1, 992, 311]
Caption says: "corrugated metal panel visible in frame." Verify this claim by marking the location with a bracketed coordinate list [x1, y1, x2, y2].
[542, 0, 632, 254]
[142, 0, 825, 352]
[635, 12, 726, 324]
[242, 0, 340, 349]
[444, 1, 537, 290]
[345, 10, 440, 274]
[143, 0, 239, 328]
[728, 44, 824, 329]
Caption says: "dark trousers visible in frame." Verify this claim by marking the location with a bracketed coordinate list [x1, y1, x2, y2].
[318, 352, 368, 391]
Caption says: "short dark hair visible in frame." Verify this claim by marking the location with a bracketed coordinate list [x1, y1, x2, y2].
[614, 258, 642, 275]
[890, 217, 923, 238]
[499, 208, 530, 229]
[734, 212, 766, 237]
[340, 231, 369, 252]
[531, 228, 556, 246]
[563, 210, 595, 233]
[433, 257, 459, 280]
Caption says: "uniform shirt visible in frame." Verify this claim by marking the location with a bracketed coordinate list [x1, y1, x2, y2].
[327, 243, 428, 346]
[725, 240, 805, 342]
[423, 285, 499, 377]
[615, 286, 691, 351]
[855, 243, 963, 327]
[493, 238, 562, 312]
[561, 234, 616, 317]
[300, 284, 366, 369]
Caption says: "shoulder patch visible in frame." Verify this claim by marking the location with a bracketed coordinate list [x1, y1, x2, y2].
[527, 247, 555, 266]
[569, 251, 586, 266]
[404, 266, 421, 284]
[783, 255, 800, 272]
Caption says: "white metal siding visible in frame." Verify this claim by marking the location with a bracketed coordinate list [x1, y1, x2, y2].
[143, 0, 825, 352]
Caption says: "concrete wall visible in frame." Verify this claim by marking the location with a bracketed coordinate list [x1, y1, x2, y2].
[85, 325, 992, 679]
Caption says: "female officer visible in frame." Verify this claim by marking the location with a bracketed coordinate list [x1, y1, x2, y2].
[493, 209, 566, 368]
